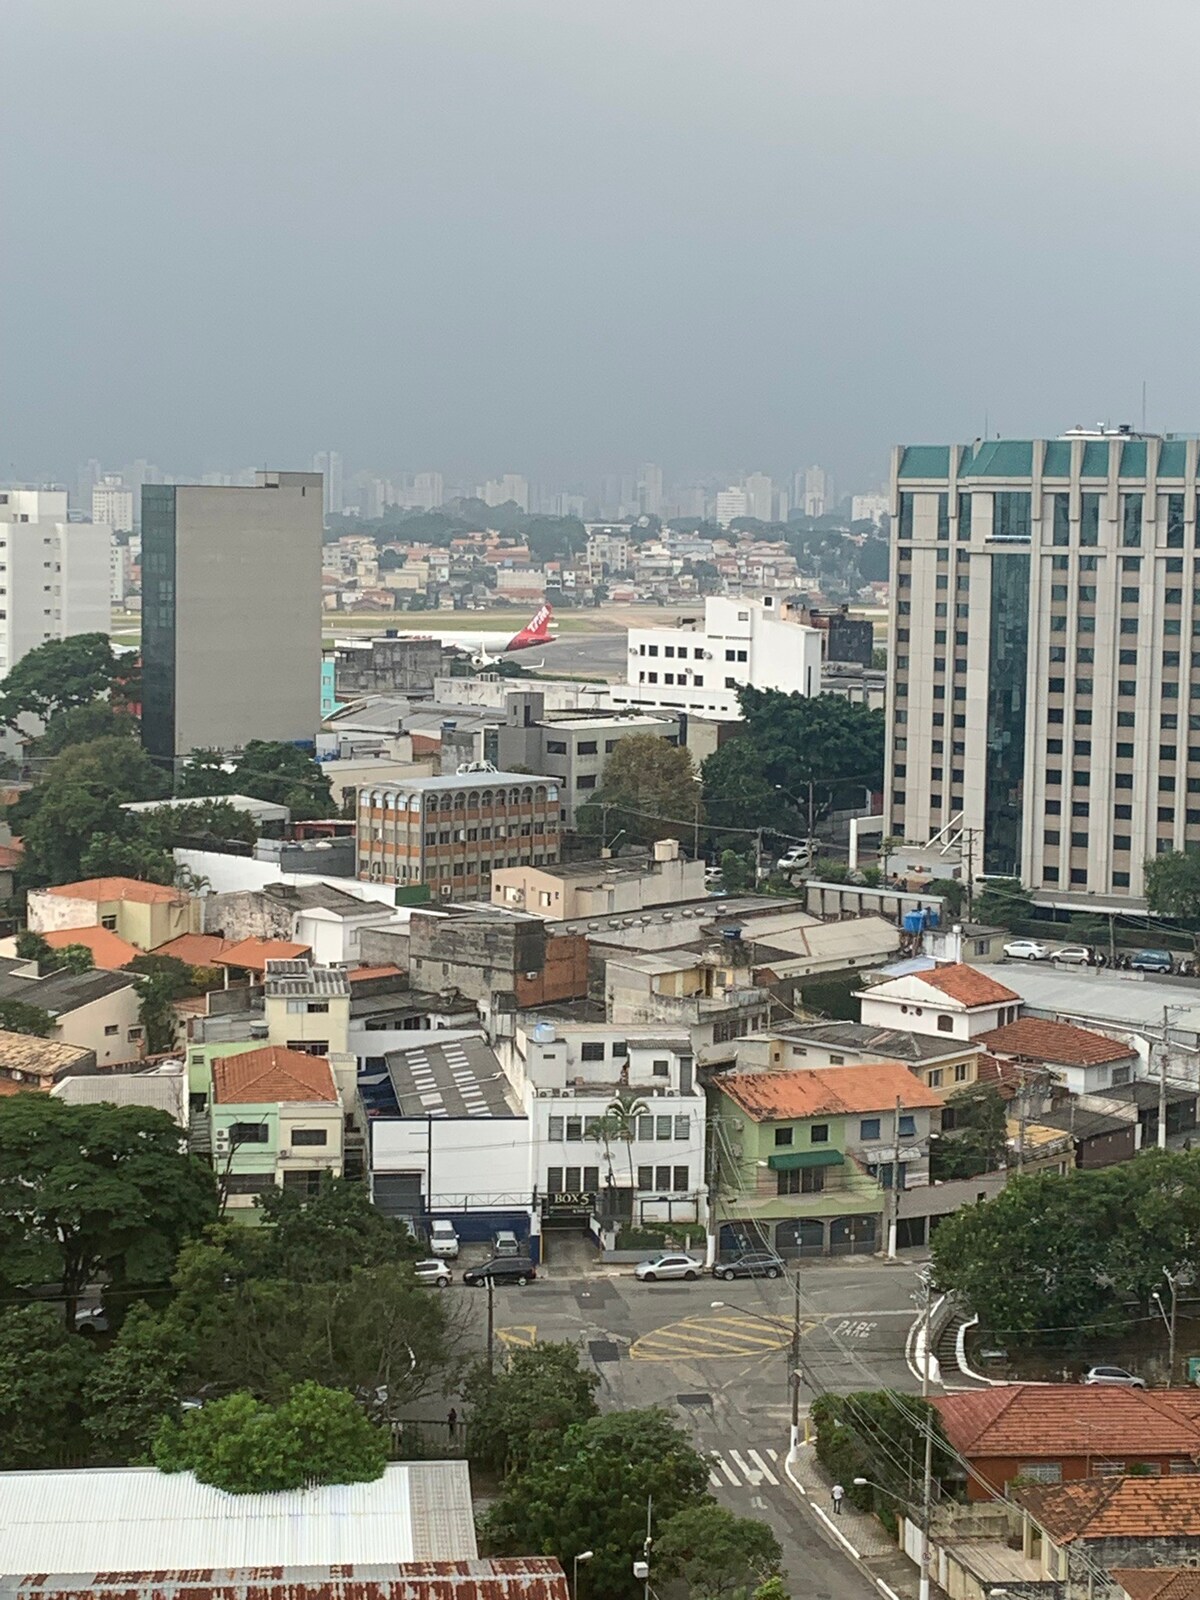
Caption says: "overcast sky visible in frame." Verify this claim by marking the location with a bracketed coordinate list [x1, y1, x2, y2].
[4, 0, 1198, 492]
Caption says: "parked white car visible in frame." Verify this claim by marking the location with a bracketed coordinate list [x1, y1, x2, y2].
[634, 1253, 702, 1283]
[1050, 945, 1092, 966]
[428, 1220, 460, 1259]
[1003, 939, 1048, 961]
[413, 1258, 452, 1287]
[776, 845, 812, 874]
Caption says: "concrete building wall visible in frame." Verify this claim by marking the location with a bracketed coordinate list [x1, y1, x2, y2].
[370, 1115, 531, 1210]
[0, 491, 112, 678]
[57, 986, 144, 1067]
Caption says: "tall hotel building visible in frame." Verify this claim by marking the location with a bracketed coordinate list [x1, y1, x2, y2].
[886, 431, 1200, 906]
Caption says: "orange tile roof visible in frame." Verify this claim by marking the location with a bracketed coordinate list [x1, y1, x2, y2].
[212, 1045, 338, 1105]
[1114, 1573, 1200, 1600]
[935, 1385, 1200, 1461]
[346, 964, 404, 983]
[43, 926, 142, 969]
[152, 933, 234, 966]
[213, 938, 311, 972]
[978, 1016, 1134, 1067]
[917, 963, 1020, 1007]
[45, 876, 187, 905]
[1019, 1475, 1200, 1542]
[0, 842, 24, 870]
[717, 1061, 945, 1121]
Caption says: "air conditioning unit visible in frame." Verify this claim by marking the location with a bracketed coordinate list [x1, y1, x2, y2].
[214, 1130, 230, 1150]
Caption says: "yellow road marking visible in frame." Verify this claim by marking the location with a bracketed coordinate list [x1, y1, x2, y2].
[631, 1312, 791, 1362]
[496, 1325, 538, 1348]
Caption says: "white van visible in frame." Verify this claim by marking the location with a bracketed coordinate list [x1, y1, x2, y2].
[429, 1219, 460, 1259]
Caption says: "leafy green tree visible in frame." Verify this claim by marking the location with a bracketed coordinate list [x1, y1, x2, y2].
[972, 877, 1033, 931]
[82, 1302, 188, 1461]
[931, 1085, 1008, 1181]
[928, 877, 965, 917]
[484, 1409, 710, 1599]
[255, 1177, 419, 1282]
[753, 1580, 789, 1600]
[0, 633, 126, 729]
[1146, 848, 1200, 923]
[140, 799, 258, 850]
[79, 834, 176, 885]
[0, 1098, 217, 1323]
[462, 1340, 599, 1474]
[810, 1392, 952, 1516]
[16, 735, 171, 887]
[52, 942, 94, 974]
[657, 1502, 782, 1600]
[14, 931, 54, 968]
[579, 734, 700, 847]
[127, 954, 193, 1053]
[153, 1381, 388, 1493]
[232, 740, 334, 819]
[0, 1304, 96, 1467]
[175, 749, 234, 799]
[0, 996, 55, 1035]
[36, 703, 139, 758]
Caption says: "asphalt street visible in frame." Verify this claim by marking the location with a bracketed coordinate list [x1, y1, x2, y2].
[531, 630, 628, 679]
[447, 1250, 927, 1598]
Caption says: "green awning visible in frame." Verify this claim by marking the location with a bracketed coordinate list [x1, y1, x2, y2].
[768, 1150, 845, 1172]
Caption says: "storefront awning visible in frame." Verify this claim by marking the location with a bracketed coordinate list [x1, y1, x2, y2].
[767, 1149, 845, 1171]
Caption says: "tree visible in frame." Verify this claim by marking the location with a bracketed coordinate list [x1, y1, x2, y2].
[79, 834, 176, 885]
[484, 1409, 710, 1600]
[0, 1303, 96, 1467]
[657, 1502, 782, 1600]
[928, 877, 965, 917]
[580, 734, 700, 847]
[152, 1381, 388, 1493]
[175, 749, 234, 799]
[1146, 848, 1200, 924]
[605, 1094, 650, 1194]
[753, 1580, 789, 1600]
[255, 1176, 420, 1282]
[127, 954, 194, 1053]
[463, 1340, 599, 1474]
[0, 633, 126, 729]
[0, 1098, 217, 1323]
[231, 740, 334, 820]
[36, 703, 139, 758]
[930, 1084, 1008, 1181]
[52, 942, 94, 974]
[719, 849, 755, 892]
[16, 735, 171, 887]
[810, 1391, 953, 1516]
[0, 996, 55, 1035]
[82, 1302, 188, 1462]
[972, 877, 1033, 932]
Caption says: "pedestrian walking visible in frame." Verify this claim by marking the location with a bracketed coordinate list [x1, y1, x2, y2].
[831, 1483, 844, 1515]
[447, 1407, 458, 1440]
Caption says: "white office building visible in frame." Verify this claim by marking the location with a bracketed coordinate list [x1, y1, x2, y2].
[612, 593, 823, 719]
[91, 477, 134, 534]
[311, 451, 344, 518]
[715, 487, 748, 529]
[481, 474, 529, 512]
[0, 489, 112, 678]
[804, 465, 831, 518]
[744, 473, 774, 523]
[851, 493, 890, 528]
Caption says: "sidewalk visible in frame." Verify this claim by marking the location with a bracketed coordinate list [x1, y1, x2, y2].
[785, 1440, 920, 1600]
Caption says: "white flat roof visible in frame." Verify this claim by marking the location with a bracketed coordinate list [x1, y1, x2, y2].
[0, 1462, 475, 1573]
[1001, 965, 1200, 1040]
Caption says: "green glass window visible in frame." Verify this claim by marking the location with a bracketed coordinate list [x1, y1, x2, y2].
[1080, 492, 1101, 546]
[898, 493, 914, 540]
[984, 552, 1030, 873]
[992, 492, 1031, 540]
[936, 493, 949, 541]
[1167, 493, 1186, 549]
[957, 493, 972, 541]
[1051, 492, 1070, 546]
[1122, 493, 1143, 547]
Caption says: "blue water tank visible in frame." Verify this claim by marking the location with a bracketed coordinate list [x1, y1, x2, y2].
[927, 909, 940, 928]
[903, 910, 926, 935]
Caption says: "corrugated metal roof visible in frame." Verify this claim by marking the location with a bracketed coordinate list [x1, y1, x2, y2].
[0, 1464, 476, 1575]
[2, 1561, 568, 1600]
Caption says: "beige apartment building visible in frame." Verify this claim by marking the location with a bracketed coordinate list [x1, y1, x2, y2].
[887, 431, 1200, 906]
[357, 770, 561, 898]
[491, 839, 705, 919]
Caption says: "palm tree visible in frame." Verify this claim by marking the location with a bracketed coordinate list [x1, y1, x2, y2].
[606, 1095, 651, 1196]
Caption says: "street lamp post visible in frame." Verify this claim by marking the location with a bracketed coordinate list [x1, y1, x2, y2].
[572, 1550, 593, 1598]
[1152, 1269, 1182, 1384]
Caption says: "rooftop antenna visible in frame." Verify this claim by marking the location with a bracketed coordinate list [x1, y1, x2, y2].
[1142, 380, 1147, 434]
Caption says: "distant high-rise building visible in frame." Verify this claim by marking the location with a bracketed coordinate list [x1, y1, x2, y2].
[804, 465, 831, 518]
[715, 487, 749, 529]
[637, 463, 663, 518]
[311, 452, 344, 518]
[0, 489, 111, 679]
[92, 476, 134, 534]
[774, 487, 790, 522]
[140, 471, 322, 764]
[744, 472, 774, 523]
[481, 475, 529, 512]
[851, 493, 889, 528]
[413, 471, 443, 510]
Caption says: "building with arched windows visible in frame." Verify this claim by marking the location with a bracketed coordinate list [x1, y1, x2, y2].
[356, 770, 561, 898]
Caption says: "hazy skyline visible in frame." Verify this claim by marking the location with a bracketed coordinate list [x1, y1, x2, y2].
[5, 1, 1199, 492]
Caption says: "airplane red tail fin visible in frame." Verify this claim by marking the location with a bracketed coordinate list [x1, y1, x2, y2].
[508, 603, 556, 651]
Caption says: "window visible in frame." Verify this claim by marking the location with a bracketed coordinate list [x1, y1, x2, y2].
[100, 915, 117, 931]
[1122, 493, 1143, 546]
[937, 1015, 953, 1033]
[637, 1114, 654, 1139]
[580, 1042, 605, 1061]
[778, 1167, 825, 1196]
[103, 1023, 119, 1037]
[655, 1165, 672, 1189]
[565, 1117, 583, 1142]
[547, 1116, 564, 1140]
[992, 491, 1031, 539]
[577, 741, 597, 755]
[810, 1123, 829, 1144]
[774, 1126, 794, 1147]
[656, 1115, 672, 1139]
[292, 1128, 328, 1147]
[674, 1115, 690, 1139]
[637, 1166, 653, 1190]
[954, 1063, 969, 1083]
[652, 1059, 669, 1077]
[229, 1122, 270, 1144]
[898, 1115, 916, 1137]
[673, 1165, 689, 1190]
[1018, 1463, 1062, 1485]
[860, 1118, 881, 1141]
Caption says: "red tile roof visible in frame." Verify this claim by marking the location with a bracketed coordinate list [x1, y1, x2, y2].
[45, 876, 187, 905]
[1114, 1573, 1200, 1600]
[1019, 1475, 1200, 1542]
[917, 963, 1020, 1007]
[43, 926, 142, 969]
[346, 964, 405, 983]
[212, 1045, 338, 1105]
[978, 1016, 1135, 1067]
[152, 933, 234, 966]
[935, 1385, 1200, 1460]
[717, 1061, 945, 1121]
[213, 937, 311, 972]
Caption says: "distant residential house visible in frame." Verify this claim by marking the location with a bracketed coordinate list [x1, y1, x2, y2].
[213, 937, 312, 987]
[857, 964, 1021, 1042]
[0, 963, 144, 1066]
[210, 1044, 343, 1210]
[28, 876, 201, 950]
[1016, 1474, 1200, 1590]
[41, 925, 143, 970]
[0, 1030, 95, 1094]
[978, 1016, 1139, 1098]
[52, 1061, 188, 1125]
[935, 1385, 1200, 1500]
[761, 1020, 983, 1095]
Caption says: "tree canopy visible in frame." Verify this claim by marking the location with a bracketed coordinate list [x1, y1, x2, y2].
[0, 1097, 217, 1321]
[702, 688, 884, 839]
[579, 733, 700, 847]
[463, 1339, 599, 1475]
[178, 741, 334, 820]
[0, 634, 130, 730]
[810, 1391, 952, 1517]
[153, 1382, 388, 1493]
[656, 1502, 783, 1600]
[0, 1303, 96, 1467]
[930, 1084, 1008, 1181]
[1146, 848, 1200, 924]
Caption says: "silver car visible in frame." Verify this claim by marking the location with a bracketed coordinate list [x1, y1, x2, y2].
[413, 1258, 452, 1287]
[1081, 1364, 1145, 1389]
[634, 1252, 701, 1282]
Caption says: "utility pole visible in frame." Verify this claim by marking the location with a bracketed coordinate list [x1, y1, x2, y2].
[918, 1271, 934, 1600]
[790, 1271, 802, 1450]
[1169, 1271, 1179, 1384]
[887, 1094, 903, 1260]
[1160, 1005, 1171, 1151]
[1108, 911, 1117, 968]
[807, 778, 815, 860]
[755, 826, 765, 883]
[486, 1274, 495, 1373]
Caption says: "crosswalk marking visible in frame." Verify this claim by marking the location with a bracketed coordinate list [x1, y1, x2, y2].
[631, 1312, 790, 1362]
[708, 1446, 781, 1490]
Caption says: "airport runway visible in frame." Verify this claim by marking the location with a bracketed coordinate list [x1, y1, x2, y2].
[535, 630, 628, 680]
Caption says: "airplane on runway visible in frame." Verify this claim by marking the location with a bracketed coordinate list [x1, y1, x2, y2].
[338, 604, 558, 667]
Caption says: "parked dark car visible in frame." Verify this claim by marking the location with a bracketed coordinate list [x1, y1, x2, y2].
[712, 1251, 785, 1281]
[462, 1256, 537, 1287]
[1130, 950, 1174, 973]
